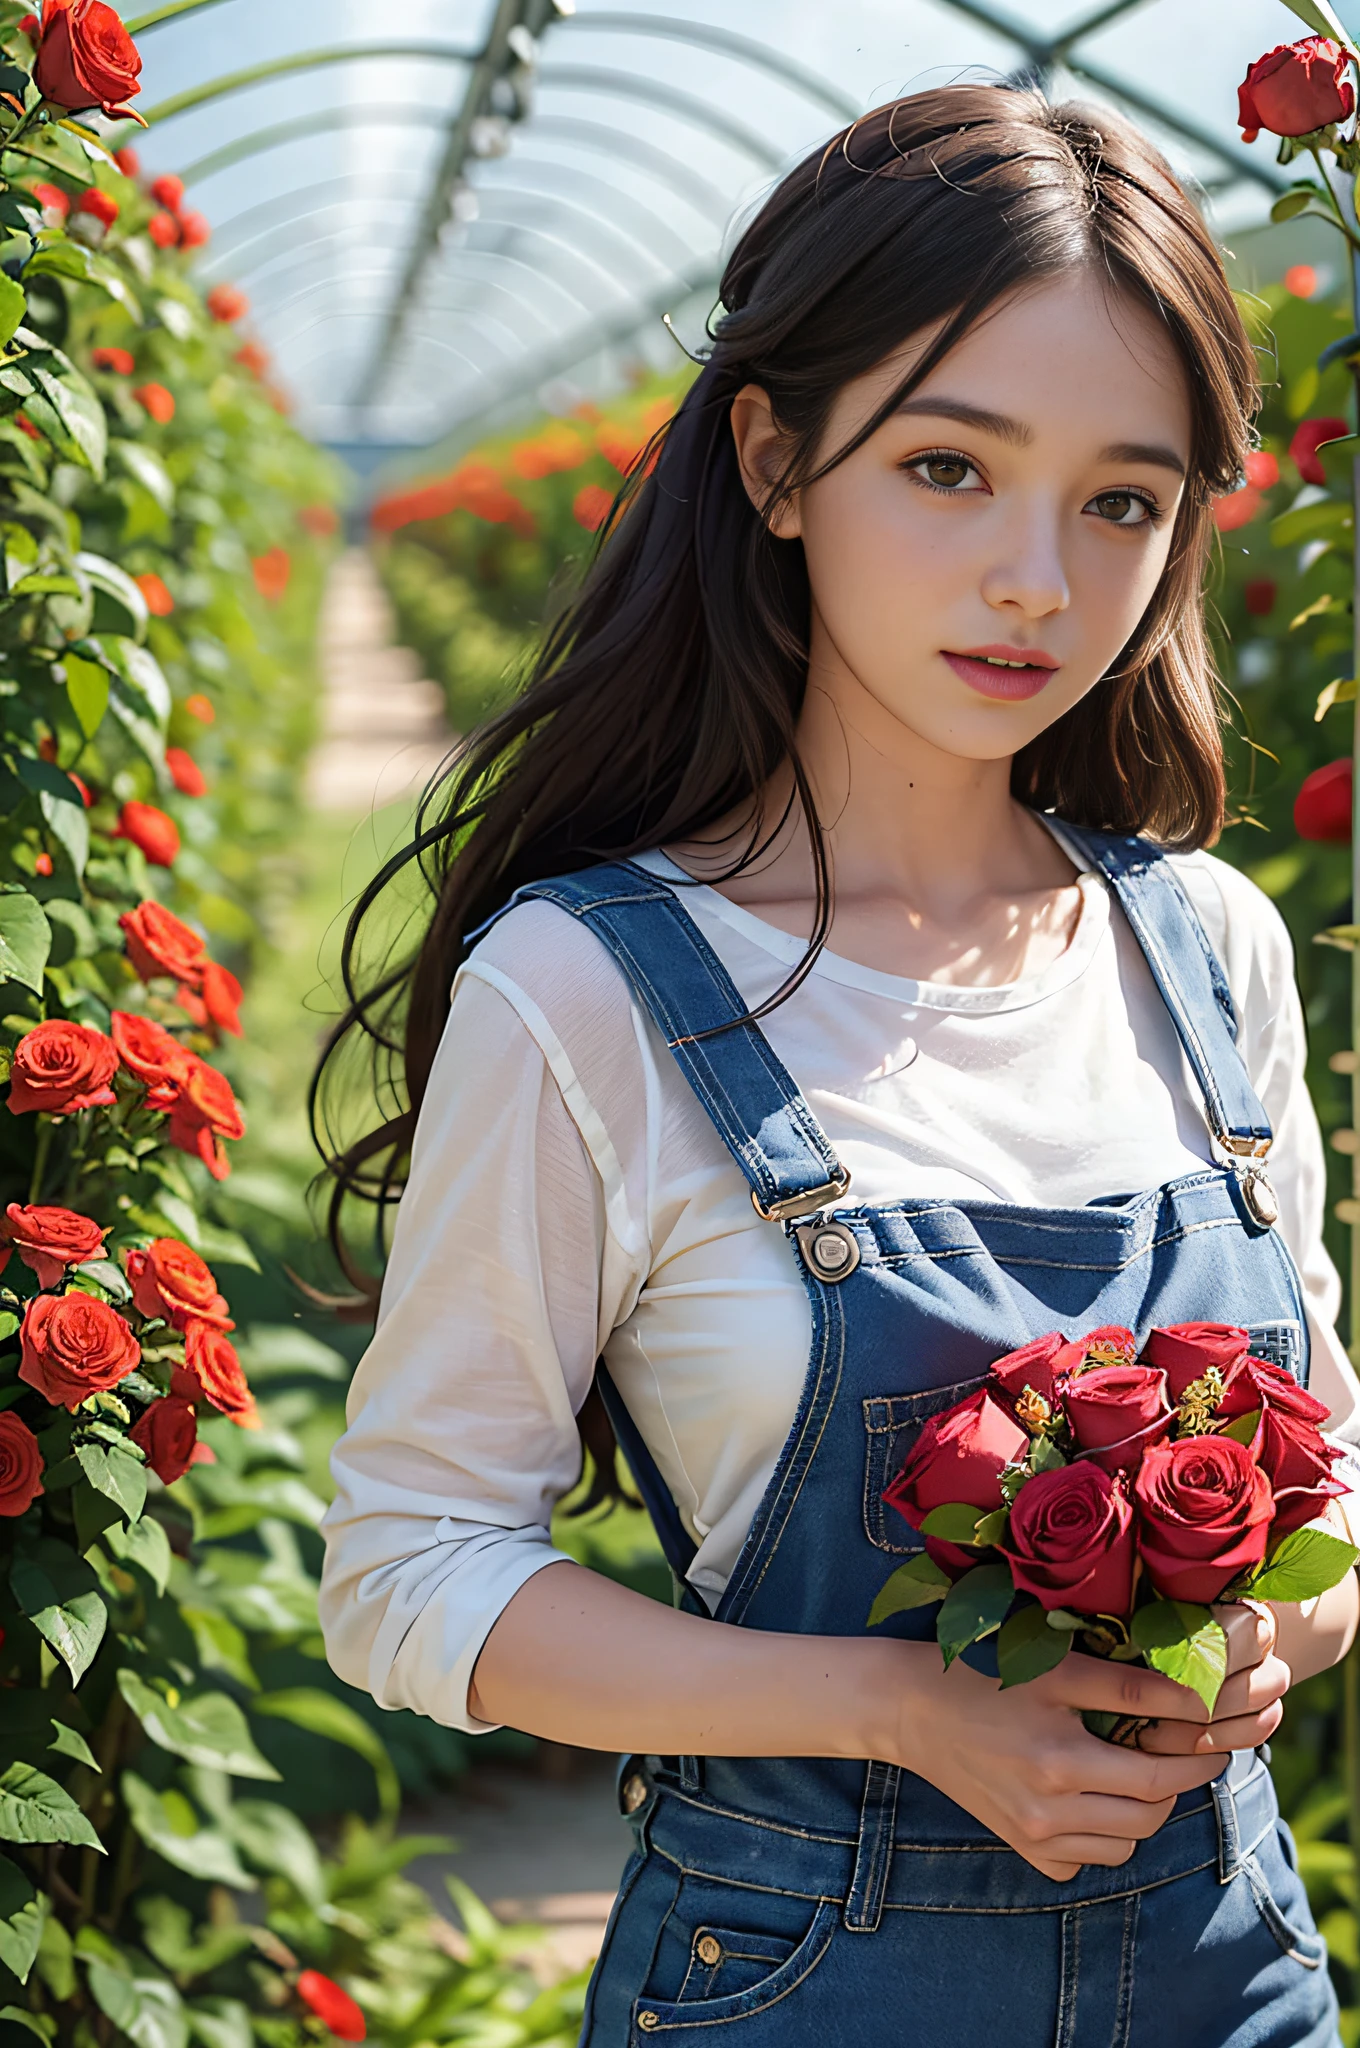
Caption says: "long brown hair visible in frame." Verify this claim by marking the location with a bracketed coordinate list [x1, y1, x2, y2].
[314, 83, 1258, 1318]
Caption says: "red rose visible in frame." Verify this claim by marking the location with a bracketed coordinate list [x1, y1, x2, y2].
[18, 15, 40, 40]
[119, 900, 206, 986]
[116, 800, 179, 866]
[149, 174, 184, 212]
[163, 1057, 245, 1179]
[8, 1020, 118, 1115]
[31, 180, 68, 219]
[165, 746, 206, 798]
[135, 570, 174, 616]
[130, 1395, 197, 1484]
[251, 548, 290, 603]
[1238, 37, 1354, 143]
[1134, 1435, 1273, 1604]
[111, 1011, 193, 1092]
[113, 145, 140, 176]
[19, 1292, 140, 1409]
[989, 1332, 1066, 1404]
[92, 345, 135, 375]
[0, 1412, 44, 1516]
[1256, 1405, 1345, 1536]
[76, 187, 118, 226]
[1290, 416, 1349, 487]
[883, 1388, 1027, 1574]
[184, 1320, 258, 1428]
[133, 384, 174, 427]
[1063, 1363, 1172, 1475]
[147, 211, 177, 250]
[1001, 1462, 1135, 1615]
[207, 284, 248, 324]
[1295, 758, 1352, 844]
[1141, 1324, 1251, 1404]
[297, 1971, 365, 2043]
[34, 0, 143, 121]
[126, 1238, 233, 1332]
[177, 211, 210, 249]
[1, 1203, 109, 1288]
[201, 961, 242, 1037]
[1052, 1325, 1137, 1377]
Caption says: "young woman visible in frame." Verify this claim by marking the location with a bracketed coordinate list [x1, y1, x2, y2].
[319, 86, 1360, 2046]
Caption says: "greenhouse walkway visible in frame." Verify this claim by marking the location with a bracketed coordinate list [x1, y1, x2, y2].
[307, 550, 453, 814]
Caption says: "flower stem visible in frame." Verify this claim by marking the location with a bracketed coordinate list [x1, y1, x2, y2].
[1307, 145, 1360, 254]
[28, 1116, 52, 1204]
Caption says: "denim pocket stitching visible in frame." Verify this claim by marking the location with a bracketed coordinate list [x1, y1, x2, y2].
[632, 1898, 840, 2033]
[861, 1377, 987, 1554]
[1238, 1851, 1326, 1969]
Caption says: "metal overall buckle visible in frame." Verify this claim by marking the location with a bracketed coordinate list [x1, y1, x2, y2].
[1223, 1135, 1278, 1229]
[750, 1169, 861, 1281]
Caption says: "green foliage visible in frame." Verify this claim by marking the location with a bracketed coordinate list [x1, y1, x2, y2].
[371, 376, 691, 729]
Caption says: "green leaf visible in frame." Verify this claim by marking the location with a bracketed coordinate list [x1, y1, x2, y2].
[29, 362, 105, 478]
[118, 1674, 281, 1782]
[64, 652, 110, 738]
[251, 1689, 398, 1819]
[1218, 1409, 1261, 1446]
[936, 1563, 1015, 1667]
[39, 787, 88, 880]
[997, 1603, 1073, 1688]
[185, 2003, 252, 2048]
[34, 1915, 73, 2003]
[1130, 1600, 1227, 1715]
[971, 1508, 1008, 1547]
[120, 1774, 252, 1889]
[75, 1439, 146, 1525]
[1279, 0, 1354, 47]
[1249, 1523, 1360, 1603]
[0, 886, 51, 992]
[0, 1853, 44, 1984]
[76, 554, 148, 642]
[0, 2008, 55, 2043]
[9, 1543, 107, 1686]
[1270, 498, 1353, 550]
[0, 275, 26, 350]
[1271, 187, 1318, 223]
[47, 1724, 98, 1772]
[919, 1502, 988, 1543]
[866, 1551, 951, 1627]
[111, 440, 174, 514]
[1030, 1434, 1067, 1471]
[226, 1799, 324, 1908]
[0, 1764, 102, 1851]
[1315, 676, 1357, 721]
[105, 1515, 172, 1595]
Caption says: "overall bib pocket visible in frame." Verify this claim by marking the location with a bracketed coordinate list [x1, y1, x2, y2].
[862, 1375, 986, 1552]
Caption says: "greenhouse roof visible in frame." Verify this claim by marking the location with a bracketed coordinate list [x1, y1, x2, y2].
[119, 0, 1332, 453]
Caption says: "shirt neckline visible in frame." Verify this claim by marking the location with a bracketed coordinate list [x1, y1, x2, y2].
[637, 822, 1111, 1016]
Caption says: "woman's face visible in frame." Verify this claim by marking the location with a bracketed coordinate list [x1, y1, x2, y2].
[735, 270, 1195, 763]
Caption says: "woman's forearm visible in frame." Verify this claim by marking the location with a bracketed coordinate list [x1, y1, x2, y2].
[1270, 1570, 1360, 1686]
[468, 1559, 900, 1758]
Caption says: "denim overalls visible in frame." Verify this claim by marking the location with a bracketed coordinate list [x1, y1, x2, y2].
[514, 825, 1339, 2047]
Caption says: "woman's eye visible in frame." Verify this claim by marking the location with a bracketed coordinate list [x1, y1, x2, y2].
[906, 451, 981, 492]
[1088, 489, 1156, 526]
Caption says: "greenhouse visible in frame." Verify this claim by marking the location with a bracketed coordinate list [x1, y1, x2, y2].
[4, 0, 1360, 2044]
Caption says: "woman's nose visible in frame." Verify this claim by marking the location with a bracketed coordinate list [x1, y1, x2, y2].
[979, 506, 1070, 619]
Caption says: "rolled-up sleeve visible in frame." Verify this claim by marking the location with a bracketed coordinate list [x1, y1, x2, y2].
[318, 962, 640, 1733]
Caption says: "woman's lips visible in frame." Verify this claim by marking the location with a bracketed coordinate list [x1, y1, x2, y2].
[943, 651, 1058, 701]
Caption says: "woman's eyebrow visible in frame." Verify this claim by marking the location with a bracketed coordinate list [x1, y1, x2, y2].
[894, 397, 1186, 479]
[1098, 439, 1186, 478]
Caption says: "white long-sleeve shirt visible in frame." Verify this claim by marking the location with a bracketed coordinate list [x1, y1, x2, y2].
[319, 842, 1360, 1734]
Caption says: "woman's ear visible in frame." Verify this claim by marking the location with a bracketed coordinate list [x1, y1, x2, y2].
[730, 383, 802, 539]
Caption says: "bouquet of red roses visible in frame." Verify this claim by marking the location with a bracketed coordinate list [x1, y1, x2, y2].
[868, 1323, 1359, 1721]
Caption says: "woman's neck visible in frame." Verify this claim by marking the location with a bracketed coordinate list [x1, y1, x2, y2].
[670, 651, 1085, 989]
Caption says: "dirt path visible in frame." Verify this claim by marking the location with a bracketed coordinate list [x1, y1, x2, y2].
[306, 549, 453, 815]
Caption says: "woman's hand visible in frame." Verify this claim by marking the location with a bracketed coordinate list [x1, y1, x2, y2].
[891, 1643, 1230, 1884]
[1138, 1602, 1289, 1758]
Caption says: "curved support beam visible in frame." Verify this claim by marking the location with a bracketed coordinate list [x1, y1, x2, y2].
[203, 175, 429, 263]
[179, 106, 731, 235]
[126, 0, 232, 27]
[559, 12, 859, 123]
[458, 179, 695, 281]
[535, 64, 784, 172]
[133, 43, 478, 128]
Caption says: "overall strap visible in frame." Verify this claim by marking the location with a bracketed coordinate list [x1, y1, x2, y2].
[1053, 823, 1273, 1159]
[510, 862, 852, 1223]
